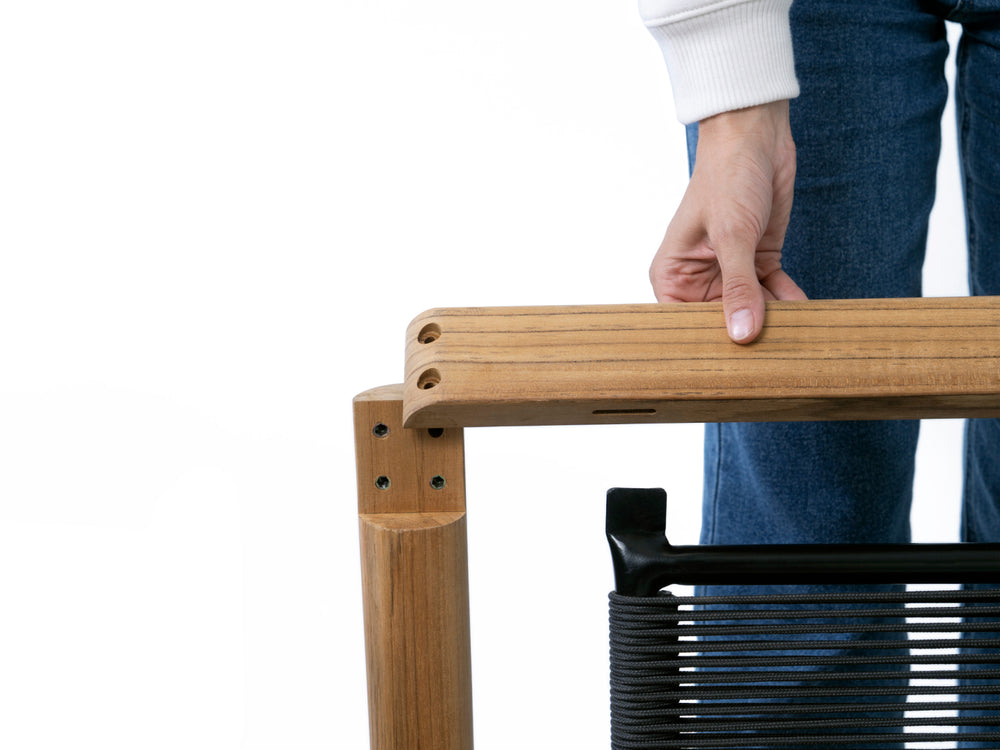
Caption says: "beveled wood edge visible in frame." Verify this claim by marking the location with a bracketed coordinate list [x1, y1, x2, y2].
[402, 395, 1000, 428]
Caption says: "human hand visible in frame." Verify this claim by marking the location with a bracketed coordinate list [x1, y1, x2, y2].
[649, 100, 807, 344]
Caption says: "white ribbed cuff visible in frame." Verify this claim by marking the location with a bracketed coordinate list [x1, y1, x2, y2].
[640, 0, 799, 124]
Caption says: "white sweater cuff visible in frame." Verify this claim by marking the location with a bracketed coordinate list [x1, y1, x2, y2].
[640, 0, 800, 124]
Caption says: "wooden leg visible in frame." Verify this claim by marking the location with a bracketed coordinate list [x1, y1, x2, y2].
[354, 385, 473, 750]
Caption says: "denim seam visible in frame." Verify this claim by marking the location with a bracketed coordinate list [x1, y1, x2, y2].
[956, 35, 979, 295]
[962, 420, 974, 543]
[706, 422, 722, 544]
[945, 0, 970, 24]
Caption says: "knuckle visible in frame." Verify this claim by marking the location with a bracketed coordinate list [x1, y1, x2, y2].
[710, 210, 765, 250]
[722, 276, 758, 304]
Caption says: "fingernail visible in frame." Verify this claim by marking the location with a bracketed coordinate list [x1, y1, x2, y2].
[728, 308, 754, 342]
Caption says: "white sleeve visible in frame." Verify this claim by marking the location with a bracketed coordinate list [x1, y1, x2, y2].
[638, 0, 799, 124]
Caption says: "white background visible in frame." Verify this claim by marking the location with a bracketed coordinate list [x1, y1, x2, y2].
[0, 2, 969, 748]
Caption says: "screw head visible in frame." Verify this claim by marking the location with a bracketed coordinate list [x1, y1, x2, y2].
[372, 423, 389, 438]
[430, 475, 446, 490]
[375, 475, 391, 490]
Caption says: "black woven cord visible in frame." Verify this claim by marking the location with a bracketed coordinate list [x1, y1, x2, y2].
[609, 589, 1000, 750]
[629, 604, 1000, 621]
[611, 731, 1000, 749]
[613, 652, 1000, 669]
[673, 619, 1000, 637]
[610, 636, 1000, 653]
[611, 699, 1000, 717]
[667, 589, 1000, 606]
[613, 668, 1000, 686]
[612, 682, 1000, 701]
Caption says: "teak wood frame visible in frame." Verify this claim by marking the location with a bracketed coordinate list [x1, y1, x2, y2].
[354, 296, 1000, 750]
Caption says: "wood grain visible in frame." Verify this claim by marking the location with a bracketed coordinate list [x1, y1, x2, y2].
[403, 297, 1000, 427]
[359, 512, 473, 750]
[354, 387, 473, 750]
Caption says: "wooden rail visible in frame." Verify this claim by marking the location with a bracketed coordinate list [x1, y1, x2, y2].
[356, 296, 1000, 750]
[403, 297, 1000, 427]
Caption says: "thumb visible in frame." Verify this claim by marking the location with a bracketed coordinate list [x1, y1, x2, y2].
[717, 250, 767, 344]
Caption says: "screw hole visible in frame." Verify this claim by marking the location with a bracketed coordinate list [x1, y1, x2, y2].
[375, 475, 391, 490]
[427, 427, 444, 438]
[430, 475, 446, 490]
[417, 369, 441, 390]
[418, 322, 442, 344]
[372, 423, 390, 438]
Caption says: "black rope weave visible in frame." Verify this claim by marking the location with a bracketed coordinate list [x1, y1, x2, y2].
[609, 589, 1000, 749]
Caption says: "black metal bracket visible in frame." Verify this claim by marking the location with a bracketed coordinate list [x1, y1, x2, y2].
[606, 487, 1000, 596]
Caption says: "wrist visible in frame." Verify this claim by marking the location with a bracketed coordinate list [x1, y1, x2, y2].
[698, 100, 791, 143]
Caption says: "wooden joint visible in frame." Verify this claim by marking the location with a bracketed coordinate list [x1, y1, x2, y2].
[354, 384, 465, 515]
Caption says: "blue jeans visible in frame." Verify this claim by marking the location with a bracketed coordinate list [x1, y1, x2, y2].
[687, 0, 1000, 744]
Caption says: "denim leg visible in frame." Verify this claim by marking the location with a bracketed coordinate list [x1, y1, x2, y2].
[690, 0, 952, 739]
[953, 4, 1000, 743]
[698, 0, 949, 571]
[697, 0, 950, 552]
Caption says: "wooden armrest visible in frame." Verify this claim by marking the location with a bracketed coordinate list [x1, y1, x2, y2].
[403, 297, 1000, 427]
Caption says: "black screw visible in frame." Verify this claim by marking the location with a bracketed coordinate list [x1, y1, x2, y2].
[372, 423, 389, 438]
[430, 475, 446, 490]
[375, 475, 391, 490]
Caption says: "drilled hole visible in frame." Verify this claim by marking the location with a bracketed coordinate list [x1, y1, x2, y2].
[375, 475, 391, 490]
[417, 369, 441, 390]
[418, 322, 441, 344]
[427, 427, 444, 438]
[372, 423, 390, 438]
[430, 475, 446, 490]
